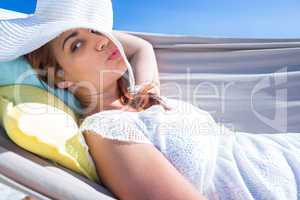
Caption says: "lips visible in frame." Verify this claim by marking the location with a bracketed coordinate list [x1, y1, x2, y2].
[107, 48, 121, 60]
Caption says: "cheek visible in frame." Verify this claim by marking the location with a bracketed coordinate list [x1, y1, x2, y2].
[65, 51, 127, 82]
[71, 53, 105, 72]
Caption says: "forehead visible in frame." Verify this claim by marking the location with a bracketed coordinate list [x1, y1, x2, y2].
[60, 28, 86, 37]
[51, 28, 86, 50]
[58, 28, 83, 42]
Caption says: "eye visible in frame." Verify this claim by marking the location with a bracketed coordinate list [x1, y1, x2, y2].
[71, 40, 83, 53]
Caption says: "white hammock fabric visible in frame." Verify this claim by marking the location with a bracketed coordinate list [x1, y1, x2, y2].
[132, 31, 300, 134]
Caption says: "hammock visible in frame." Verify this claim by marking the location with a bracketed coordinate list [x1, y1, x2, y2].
[1, 8, 299, 200]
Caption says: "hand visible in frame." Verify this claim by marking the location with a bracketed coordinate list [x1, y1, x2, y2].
[146, 84, 160, 96]
[135, 81, 160, 96]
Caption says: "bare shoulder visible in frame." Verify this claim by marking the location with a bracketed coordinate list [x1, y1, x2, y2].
[83, 130, 206, 200]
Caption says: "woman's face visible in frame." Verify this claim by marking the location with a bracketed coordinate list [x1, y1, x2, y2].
[49, 28, 127, 92]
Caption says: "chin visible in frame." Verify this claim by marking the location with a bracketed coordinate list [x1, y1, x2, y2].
[105, 58, 128, 77]
[116, 59, 127, 69]
[118, 57, 126, 65]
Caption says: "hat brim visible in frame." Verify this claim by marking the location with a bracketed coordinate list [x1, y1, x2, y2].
[0, 17, 136, 92]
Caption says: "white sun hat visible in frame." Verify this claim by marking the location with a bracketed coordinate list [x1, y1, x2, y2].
[0, 0, 136, 93]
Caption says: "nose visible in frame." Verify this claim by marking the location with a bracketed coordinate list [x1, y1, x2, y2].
[95, 38, 110, 52]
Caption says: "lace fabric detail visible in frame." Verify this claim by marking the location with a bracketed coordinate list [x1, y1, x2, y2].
[79, 110, 153, 145]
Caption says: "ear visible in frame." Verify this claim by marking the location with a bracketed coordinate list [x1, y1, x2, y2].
[56, 80, 75, 89]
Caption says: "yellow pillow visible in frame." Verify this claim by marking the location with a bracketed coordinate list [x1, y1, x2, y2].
[0, 85, 99, 182]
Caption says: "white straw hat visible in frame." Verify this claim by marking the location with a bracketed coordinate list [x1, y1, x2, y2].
[0, 0, 136, 93]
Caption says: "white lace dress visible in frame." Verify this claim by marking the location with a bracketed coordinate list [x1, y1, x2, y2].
[80, 96, 300, 200]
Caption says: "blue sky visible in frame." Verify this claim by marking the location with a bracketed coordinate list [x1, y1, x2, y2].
[1, 0, 300, 38]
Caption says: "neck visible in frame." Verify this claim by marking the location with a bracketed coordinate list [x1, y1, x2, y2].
[76, 81, 126, 116]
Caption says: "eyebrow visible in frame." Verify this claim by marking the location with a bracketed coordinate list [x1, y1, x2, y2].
[62, 31, 79, 51]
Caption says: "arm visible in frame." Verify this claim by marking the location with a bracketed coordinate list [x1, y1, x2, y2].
[83, 131, 206, 200]
[112, 30, 161, 96]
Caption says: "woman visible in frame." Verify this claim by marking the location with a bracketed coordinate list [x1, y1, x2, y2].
[1, 0, 300, 200]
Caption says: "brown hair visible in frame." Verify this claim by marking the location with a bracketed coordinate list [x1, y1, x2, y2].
[24, 42, 171, 116]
